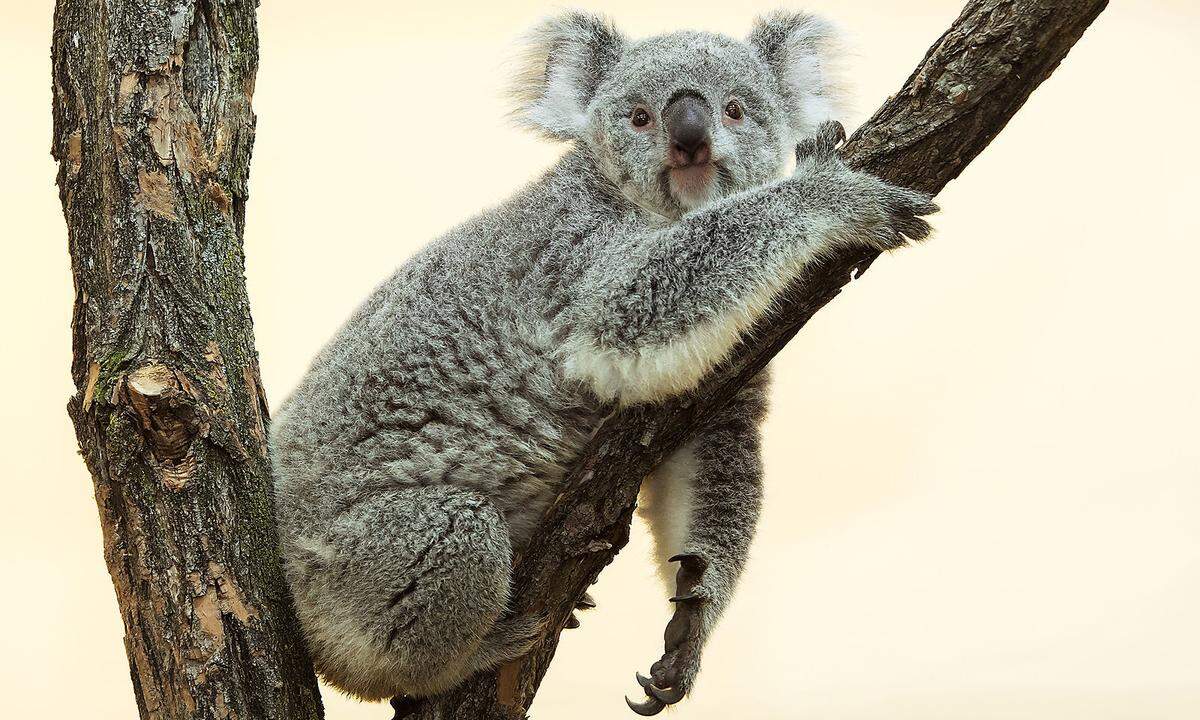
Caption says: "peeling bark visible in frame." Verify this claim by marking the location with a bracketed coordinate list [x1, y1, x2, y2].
[415, 1, 1109, 718]
[52, 1, 323, 718]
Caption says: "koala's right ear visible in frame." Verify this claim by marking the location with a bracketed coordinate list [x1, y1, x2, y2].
[747, 10, 846, 141]
[508, 11, 626, 141]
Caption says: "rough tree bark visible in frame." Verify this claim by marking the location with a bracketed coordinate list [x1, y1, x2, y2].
[52, 1, 1106, 719]
[51, 1, 323, 719]
[416, 1, 1108, 718]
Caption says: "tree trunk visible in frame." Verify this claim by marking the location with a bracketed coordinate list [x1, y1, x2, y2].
[416, 1, 1109, 718]
[51, 1, 323, 718]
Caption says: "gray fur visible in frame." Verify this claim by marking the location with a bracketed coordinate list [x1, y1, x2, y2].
[270, 8, 935, 707]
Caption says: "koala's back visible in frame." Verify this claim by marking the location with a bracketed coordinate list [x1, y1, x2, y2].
[270, 150, 619, 545]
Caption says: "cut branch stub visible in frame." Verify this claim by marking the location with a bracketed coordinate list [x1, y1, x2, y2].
[125, 363, 204, 490]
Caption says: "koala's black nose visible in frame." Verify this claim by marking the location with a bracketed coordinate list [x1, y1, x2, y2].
[664, 93, 711, 165]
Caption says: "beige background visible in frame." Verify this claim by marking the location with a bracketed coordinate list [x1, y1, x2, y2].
[3, 1, 1199, 718]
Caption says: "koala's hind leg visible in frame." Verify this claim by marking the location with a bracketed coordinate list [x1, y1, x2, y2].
[630, 371, 769, 714]
[288, 485, 539, 701]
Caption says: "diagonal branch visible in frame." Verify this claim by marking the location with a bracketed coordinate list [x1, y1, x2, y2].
[416, 1, 1108, 718]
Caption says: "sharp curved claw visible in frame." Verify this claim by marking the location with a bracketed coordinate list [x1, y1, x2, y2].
[669, 593, 699, 603]
[576, 592, 597, 610]
[647, 684, 686, 704]
[564, 613, 581, 630]
[635, 672, 654, 690]
[668, 552, 709, 573]
[832, 120, 848, 145]
[626, 695, 666, 716]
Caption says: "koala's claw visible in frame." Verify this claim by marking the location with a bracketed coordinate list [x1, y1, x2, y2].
[626, 695, 667, 716]
[628, 649, 697, 715]
[885, 188, 939, 245]
[819, 119, 848, 149]
[647, 683, 687, 704]
[564, 592, 596, 629]
[795, 120, 847, 163]
[668, 552, 709, 571]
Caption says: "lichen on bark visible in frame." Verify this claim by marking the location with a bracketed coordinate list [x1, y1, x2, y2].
[52, 1, 323, 718]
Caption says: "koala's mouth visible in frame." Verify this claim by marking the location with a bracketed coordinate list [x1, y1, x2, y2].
[664, 161, 729, 209]
[668, 163, 714, 196]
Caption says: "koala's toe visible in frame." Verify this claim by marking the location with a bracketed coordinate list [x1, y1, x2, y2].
[901, 191, 939, 219]
[816, 119, 847, 149]
[794, 137, 819, 163]
[897, 215, 934, 243]
[795, 120, 846, 164]
[887, 188, 938, 242]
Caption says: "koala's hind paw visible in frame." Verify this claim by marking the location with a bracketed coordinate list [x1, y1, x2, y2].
[795, 120, 847, 163]
[625, 553, 711, 715]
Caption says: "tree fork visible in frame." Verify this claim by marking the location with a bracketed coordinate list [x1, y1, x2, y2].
[52, 1, 323, 718]
[414, 1, 1109, 718]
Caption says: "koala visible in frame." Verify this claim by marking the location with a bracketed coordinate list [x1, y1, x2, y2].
[269, 9, 935, 717]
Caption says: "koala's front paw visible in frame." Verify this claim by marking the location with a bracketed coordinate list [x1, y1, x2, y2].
[626, 553, 711, 716]
[855, 180, 939, 251]
[794, 120, 939, 253]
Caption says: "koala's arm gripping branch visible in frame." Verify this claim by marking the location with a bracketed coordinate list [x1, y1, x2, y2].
[568, 161, 931, 407]
[568, 178, 851, 405]
[414, 1, 1108, 718]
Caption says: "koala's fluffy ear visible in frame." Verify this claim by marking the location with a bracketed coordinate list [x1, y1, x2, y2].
[508, 11, 626, 140]
[747, 11, 846, 140]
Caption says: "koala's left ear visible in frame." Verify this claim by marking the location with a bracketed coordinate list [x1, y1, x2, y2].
[747, 10, 846, 140]
[508, 11, 627, 141]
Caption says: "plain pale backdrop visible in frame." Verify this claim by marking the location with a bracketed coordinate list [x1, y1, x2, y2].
[3, 1, 1199, 718]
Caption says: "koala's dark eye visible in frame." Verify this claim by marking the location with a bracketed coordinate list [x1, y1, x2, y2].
[630, 107, 652, 128]
[724, 99, 744, 122]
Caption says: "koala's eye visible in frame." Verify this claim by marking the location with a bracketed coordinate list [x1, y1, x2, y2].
[630, 107, 652, 129]
[724, 99, 744, 122]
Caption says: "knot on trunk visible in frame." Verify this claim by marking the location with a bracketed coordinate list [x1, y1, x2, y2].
[126, 363, 205, 490]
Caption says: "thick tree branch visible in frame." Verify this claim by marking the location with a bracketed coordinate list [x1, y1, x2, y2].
[52, 1, 324, 718]
[418, 1, 1108, 718]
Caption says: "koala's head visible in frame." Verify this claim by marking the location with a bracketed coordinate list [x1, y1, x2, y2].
[510, 10, 844, 218]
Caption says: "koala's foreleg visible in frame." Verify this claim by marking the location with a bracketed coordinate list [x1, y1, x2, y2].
[566, 122, 936, 405]
[631, 374, 768, 714]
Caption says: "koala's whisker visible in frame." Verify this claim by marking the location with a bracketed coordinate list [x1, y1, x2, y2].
[714, 162, 736, 190]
